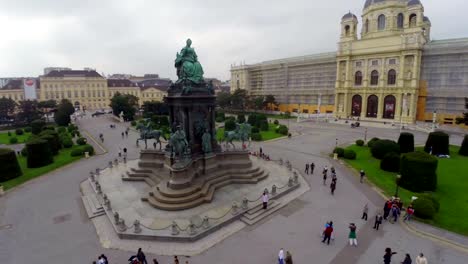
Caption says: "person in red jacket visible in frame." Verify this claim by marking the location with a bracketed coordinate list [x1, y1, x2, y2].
[322, 221, 334, 245]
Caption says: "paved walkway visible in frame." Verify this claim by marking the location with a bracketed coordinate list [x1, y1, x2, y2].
[0, 116, 467, 264]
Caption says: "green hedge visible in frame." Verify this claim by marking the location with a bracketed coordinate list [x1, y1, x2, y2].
[367, 137, 380, 148]
[251, 127, 260, 133]
[399, 151, 438, 192]
[70, 148, 83, 157]
[0, 148, 22, 182]
[26, 139, 53, 168]
[131, 120, 137, 126]
[343, 149, 357, 160]
[9, 137, 18, 144]
[57, 126, 66, 134]
[224, 119, 236, 131]
[62, 138, 73, 148]
[380, 152, 400, 172]
[273, 119, 279, 125]
[424, 131, 450, 155]
[21, 147, 27, 157]
[251, 133, 262, 141]
[413, 197, 437, 219]
[356, 139, 364, 146]
[15, 128, 24, 135]
[459, 135, 468, 156]
[371, 139, 400, 159]
[76, 137, 87, 145]
[398, 132, 414, 153]
[276, 125, 288, 135]
[259, 120, 269, 131]
[39, 130, 61, 155]
[80, 144, 95, 156]
[333, 147, 345, 157]
[31, 119, 45, 135]
[24, 127, 32, 133]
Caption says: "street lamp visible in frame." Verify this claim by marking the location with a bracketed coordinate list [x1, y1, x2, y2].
[364, 128, 368, 143]
[394, 174, 402, 197]
[432, 110, 437, 132]
[335, 138, 338, 149]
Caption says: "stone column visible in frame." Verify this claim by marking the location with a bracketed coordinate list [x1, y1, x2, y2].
[395, 93, 402, 118]
[377, 93, 384, 119]
[360, 93, 367, 119]
[343, 93, 349, 117]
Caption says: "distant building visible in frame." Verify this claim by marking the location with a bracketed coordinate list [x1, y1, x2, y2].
[44, 67, 72, 75]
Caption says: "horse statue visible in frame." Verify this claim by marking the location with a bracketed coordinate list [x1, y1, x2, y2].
[136, 122, 167, 150]
[221, 123, 252, 150]
[238, 123, 252, 146]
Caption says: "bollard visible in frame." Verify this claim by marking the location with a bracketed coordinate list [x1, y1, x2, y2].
[293, 172, 299, 184]
[188, 220, 197, 235]
[271, 185, 277, 196]
[241, 197, 248, 209]
[171, 221, 179, 235]
[288, 177, 294, 187]
[114, 158, 118, 165]
[133, 220, 142, 233]
[95, 182, 102, 194]
[89, 171, 95, 182]
[202, 216, 210, 229]
[113, 212, 120, 224]
[108, 161, 113, 168]
[231, 202, 239, 215]
[104, 195, 111, 210]
[118, 219, 127, 232]
[95, 168, 100, 175]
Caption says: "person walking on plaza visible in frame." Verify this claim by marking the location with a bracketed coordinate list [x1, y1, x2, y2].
[137, 248, 148, 264]
[305, 163, 309, 174]
[331, 166, 335, 175]
[121, 131, 125, 139]
[362, 204, 368, 221]
[401, 253, 412, 264]
[285, 251, 293, 264]
[123, 147, 127, 158]
[360, 169, 365, 183]
[278, 248, 285, 264]
[383, 200, 392, 220]
[383, 248, 397, 264]
[330, 180, 336, 195]
[125, 130, 129, 138]
[262, 190, 269, 209]
[323, 166, 328, 175]
[415, 253, 427, 264]
[322, 221, 333, 245]
[374, 213, 383, 230]
[348, 223, 357, 246]
[404, 204, 415, 222]
[310, 162, 315, 174]
[323, 168, 328, 185]
[390, 204, 400, 224]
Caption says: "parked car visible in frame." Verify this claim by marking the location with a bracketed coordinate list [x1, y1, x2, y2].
[91, 111, 105, 117]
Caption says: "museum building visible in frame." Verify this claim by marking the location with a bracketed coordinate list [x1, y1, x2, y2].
[231, 0, 468, 124]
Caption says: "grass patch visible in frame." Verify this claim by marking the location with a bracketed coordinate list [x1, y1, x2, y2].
[216, 123, 285, 142]
[1, 145, 83, 190]
[344, 144, 468, 236]
[0, 131, 32, 144]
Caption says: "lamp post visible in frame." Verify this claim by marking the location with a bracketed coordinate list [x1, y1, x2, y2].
[335, 138, 338, 149]
[394, 174, 402, 197]
[364, 127, 368, 143]
[432, 110, 437, 132]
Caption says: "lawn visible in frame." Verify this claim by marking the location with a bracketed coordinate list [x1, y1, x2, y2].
[344, 144, 468, 235]
[0, 131, 32, 144]
[216, 123, 286, 142]
[1, 145, 83, 190]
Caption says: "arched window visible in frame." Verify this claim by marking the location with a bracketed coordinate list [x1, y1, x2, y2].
[397, 13, 404, 28]
[387, 70, 396, 85]
[370, 70, 379, 85]
[409, 14, 417, 27]
[345, 25, 350, 36]
[364, 19, 369, 33]
[378, 15, 386, 30]
[354, 71, 363, 85]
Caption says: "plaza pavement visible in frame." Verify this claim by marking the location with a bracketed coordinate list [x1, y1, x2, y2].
[0, 115, 467, 264]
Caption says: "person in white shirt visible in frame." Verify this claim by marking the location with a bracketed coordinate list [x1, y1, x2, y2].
[278, 248, 284, 264]
[262, 191, 269, 209]
[415, 253, 428, 264]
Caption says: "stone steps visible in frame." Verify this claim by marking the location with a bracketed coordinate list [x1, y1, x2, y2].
[240, 200, 282, 225]
[81, 194, 105, 219]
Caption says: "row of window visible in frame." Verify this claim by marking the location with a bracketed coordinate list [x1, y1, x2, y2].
[355, 58, 396, 67]
[42, 89, 152, 99]
[354, 70, 397, 86]
[363, 13, 418, 33]
[42, 83, 106, 89]
[1, 93, 24, 100]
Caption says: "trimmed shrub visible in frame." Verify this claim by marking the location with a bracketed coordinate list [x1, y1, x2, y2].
[367, 137, 380, 148]
[76, 137, 87, 145]
[131, 120, 137, 126]
[70, 148, 83, 157]
[215, 116, 224, 123]
[0, 148, 22, 182]
[251, 133, 262, 141]
[31, 119, 45, 135]
[273, 119, 279, 125]
[9, 137, 18, 144]
[67, 124, 78, 133]
[39, 130, 61, 154]
[15, 128, 24, 135]
[215, 112, 225, 122]
[333, 147, 345, 157]
[413, 197, 436, 219]
[237, 114, 246, 124]
[224, 119, 236, 131]
[424, 131, 449, 155]
[62, 138, 73, 148]
[356, 139, 364, 146]
[39, 134, 57, 155]
[259, 120, 269, 131]
[26, 139, 53, 168]
[343, 149, 357, 160]
[399, 151, 438, 192]
[370, 139, 400, 159]
[251, 127, 260, 133]
[380, 152, 400, 172]
[57, 126, 66, 134]
[459, 135, 468, 156]
[7, 131, 11, 136]
[80, 144, 95, 156]
[277, 125, 288, 135]
[419, 193, 440, 213]
[398, 132, 415, 153]
[21, 147, 27, 157]
[24, 127, 32, 133]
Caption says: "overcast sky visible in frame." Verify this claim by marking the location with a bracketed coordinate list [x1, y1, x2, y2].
[0, 0, 466, 81]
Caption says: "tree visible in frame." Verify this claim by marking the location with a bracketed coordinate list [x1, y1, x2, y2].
[231, 89, 248, 110]
[264, 94, 277, 110]
[110, 92, 139, 121]
[17, 100, 41, 125]
[142, 101, 169, 117]
[252, 96, 265, 111]
[463, 98, 468, 125]
[216, 92, 231, 109]
[54, 99, 75, 126]
[0, 97, 16, 120]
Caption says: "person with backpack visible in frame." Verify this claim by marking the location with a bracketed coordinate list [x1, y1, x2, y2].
[322, 221, 334, 245]
[374, 213, 383, 230]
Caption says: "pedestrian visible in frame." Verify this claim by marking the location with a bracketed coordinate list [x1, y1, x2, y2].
[362, 204, 368, 221]
[137, 248, 148, 264]
[310, 162, 315, 174]
[262, 190, 269, 209]
[331, 172, 337, 183]
[391, 204, 400, 224]
[259, 147, 263, 155]
[374, 213, 383, 230]
[122, 132, 125, 139]
[330, 180, 336, 195]
[404, 205, 415, 222]
[153, 142, 157, 149]
[305, 163, 309, 174]
[323, 170, 328, 185]
[123, 147, 127, 157]
[348, 223, 357, 246]
[173, 256, 179, 264]
[330, 166, 335, 174]
[278, 248, 285, 264]
[360, 169, 365, 183]
[383, 248, 397, 264]
[323, 166, 328, 175]
[125, 130, 129, 137]
[415, 253, 427, 264]
[118, 148, 122, 157]
[383, 200, 391, 220]
[402, 253, 412, 264]
[153, 258, 159, 264]
[322, 221, 333, 245]
[285, 251, 293, 264]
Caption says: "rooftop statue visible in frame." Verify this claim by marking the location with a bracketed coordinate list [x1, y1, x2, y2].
[175, 39, 204, 85]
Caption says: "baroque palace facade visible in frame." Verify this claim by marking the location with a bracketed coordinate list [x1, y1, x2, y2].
[231, 0, 468, 124]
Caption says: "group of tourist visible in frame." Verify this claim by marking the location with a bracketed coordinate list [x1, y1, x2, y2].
[250, 147, 271, 161]
[320, 220, 358, 247]
[277, 248, 293, 264]
[92, 249, 193, 264]
[383, 249, 428, 264]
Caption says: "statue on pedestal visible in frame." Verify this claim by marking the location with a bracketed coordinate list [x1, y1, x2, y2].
[169, 125, 189, 159]
[202, 129, 212, 154]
